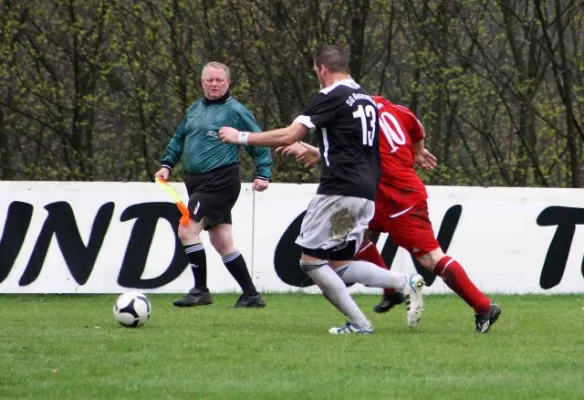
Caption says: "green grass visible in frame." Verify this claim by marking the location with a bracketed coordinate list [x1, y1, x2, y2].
[1, 294, 584, 400]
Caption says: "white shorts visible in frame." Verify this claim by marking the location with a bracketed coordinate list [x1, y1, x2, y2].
[295, 194, 375, 260]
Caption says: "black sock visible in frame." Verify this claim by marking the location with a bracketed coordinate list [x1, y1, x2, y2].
[184, 243, 208, 292]
[223, 251, 258, 296]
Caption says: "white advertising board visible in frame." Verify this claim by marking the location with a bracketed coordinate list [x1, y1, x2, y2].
[0, 182, 583, 294]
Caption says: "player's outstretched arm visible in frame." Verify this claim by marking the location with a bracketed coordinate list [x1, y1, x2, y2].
[219, 122, 309, 147]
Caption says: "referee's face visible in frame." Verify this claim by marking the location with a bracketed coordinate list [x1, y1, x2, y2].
[201, 67, 230, 100]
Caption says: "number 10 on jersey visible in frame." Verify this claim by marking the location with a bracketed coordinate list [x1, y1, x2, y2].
[353, 104, 377, 147]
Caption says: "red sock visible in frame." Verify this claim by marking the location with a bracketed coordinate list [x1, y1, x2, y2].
[435, 256, 491, 314]
[355, 239, 395, 297]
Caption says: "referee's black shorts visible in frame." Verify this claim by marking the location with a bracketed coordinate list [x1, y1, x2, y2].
[182, 163, 241, 231]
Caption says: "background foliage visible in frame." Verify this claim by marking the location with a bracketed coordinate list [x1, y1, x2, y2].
[1, 0, 583, 187]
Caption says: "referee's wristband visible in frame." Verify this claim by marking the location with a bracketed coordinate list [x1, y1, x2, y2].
[237, 131, 250, 145]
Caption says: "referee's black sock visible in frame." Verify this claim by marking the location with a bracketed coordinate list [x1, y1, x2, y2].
[222, 251, 258, 296]
[184, 243, 208, 292]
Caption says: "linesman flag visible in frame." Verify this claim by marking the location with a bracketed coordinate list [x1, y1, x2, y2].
[155, 177, 190, 226]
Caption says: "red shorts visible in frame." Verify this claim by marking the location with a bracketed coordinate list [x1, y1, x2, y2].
[368, 203, 440, 256]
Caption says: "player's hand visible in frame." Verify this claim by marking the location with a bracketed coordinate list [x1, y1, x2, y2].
[295, 142, 320, 166]
[415, 149, 438, 170]
[276, 142, 320, 167]
[218, 127, 240, 144]
[276, 142, 305, 157]
[154, 168, 170, 181]
[252, 178, 269, 192]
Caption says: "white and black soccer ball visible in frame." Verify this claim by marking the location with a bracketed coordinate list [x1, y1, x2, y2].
[113, 292, 151, 328]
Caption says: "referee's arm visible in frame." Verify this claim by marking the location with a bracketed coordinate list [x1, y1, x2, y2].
[160, 115, 187, 172]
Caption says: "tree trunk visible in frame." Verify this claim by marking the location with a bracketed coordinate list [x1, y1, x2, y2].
[0, 107, 14, 180]
[555, 0, 580, 188]
[348, 0, 369, 81]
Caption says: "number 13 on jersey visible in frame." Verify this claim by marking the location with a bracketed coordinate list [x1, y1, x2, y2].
[353, 104, 377, 147]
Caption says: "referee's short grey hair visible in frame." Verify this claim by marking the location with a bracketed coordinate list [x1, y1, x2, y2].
[202, 62, 230, 80]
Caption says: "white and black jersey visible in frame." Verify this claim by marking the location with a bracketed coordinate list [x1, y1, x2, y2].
[294, 79, 380, 201]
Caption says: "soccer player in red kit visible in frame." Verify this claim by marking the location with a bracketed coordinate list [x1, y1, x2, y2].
[278, 95, 501, 333]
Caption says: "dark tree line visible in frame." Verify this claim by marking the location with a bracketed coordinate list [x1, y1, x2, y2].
[1, 0, 583, 187]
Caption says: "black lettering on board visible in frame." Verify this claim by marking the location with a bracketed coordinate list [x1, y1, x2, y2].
[0, 202, 34, 283]
[117, 202, 188, 289]
[3, 200, 583, 292]
[273, 211, 314, 287]
[19, 202, 114, 286]
[537, 206, 584, 289]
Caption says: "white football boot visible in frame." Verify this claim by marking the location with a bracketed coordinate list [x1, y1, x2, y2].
[403, 273, 425, 328]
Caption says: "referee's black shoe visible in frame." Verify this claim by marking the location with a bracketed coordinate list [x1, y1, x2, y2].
[234, 293, 266, 308]
[173, 288, 213, 307]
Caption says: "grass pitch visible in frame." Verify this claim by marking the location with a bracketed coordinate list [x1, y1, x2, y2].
[1, 293, 583, 400]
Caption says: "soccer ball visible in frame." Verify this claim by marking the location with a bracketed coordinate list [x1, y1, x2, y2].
[113, 292, 151, 328]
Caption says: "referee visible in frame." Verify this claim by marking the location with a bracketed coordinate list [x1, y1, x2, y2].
[155, 62, 272, 308]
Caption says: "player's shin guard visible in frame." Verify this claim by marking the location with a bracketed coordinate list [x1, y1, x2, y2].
[355, 239, 396, 297]
[300, 260, 369, 329]
[434, 256, 491, 314]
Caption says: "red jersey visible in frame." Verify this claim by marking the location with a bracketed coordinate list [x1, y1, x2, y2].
[371, 96, 428, 215]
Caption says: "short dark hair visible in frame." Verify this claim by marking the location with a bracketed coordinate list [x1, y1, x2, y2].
[314, 45, 348, 73]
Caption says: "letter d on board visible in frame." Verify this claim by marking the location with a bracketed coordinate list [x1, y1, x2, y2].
[117, 203, 188, 289]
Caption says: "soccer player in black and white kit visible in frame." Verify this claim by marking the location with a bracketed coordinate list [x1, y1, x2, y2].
[219, 45, 424, 334]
